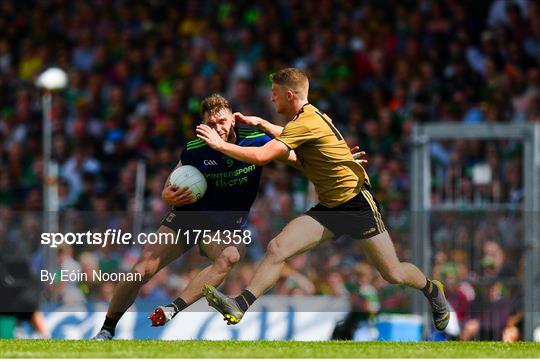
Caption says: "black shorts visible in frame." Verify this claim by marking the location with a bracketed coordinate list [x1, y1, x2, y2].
[305, 183, 386, 239]
[159, 210, 248, 254]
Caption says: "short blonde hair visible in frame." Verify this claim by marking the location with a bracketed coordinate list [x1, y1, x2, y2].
[270, 68, 309, 98]
[200, 94, 231, 117]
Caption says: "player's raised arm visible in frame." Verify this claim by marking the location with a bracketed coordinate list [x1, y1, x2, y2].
[233, 112, 284, 138]
[196, 124, 288, 166]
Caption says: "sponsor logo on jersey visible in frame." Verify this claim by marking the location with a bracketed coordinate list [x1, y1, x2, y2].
[203, 160, 218, 166]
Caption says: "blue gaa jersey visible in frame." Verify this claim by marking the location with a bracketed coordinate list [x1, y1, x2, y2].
[176, 127, 272, 214]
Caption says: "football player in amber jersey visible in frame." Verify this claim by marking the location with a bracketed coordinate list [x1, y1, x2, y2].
[197, 68, 450, 331]
[92, 93, 367, 340]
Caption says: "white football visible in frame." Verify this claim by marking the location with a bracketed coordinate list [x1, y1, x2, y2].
[168, 165, 207, 203]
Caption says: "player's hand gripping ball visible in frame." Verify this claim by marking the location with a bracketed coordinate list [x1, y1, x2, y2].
[168, 165, 207, 203]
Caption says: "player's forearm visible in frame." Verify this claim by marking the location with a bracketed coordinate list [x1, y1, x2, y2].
[219, 142, 270, 166]
[255, 118, 283, 138]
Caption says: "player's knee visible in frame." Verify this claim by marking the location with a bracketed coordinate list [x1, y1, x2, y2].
[132, 260, 158, 284]
[267, 238, 285, 263]
[221, 246, 241, 265]
[216, 246, 241, 270]
[381, 269, 405, 285]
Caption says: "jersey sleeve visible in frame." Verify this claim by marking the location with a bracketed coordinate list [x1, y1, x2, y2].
[237, 128, 273, 147]
[250, 133, 272, 146]
[276, 120, 314, 149]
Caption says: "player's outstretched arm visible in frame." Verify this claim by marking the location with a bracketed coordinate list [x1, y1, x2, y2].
[276, 146, 366, 170]
[233, 112, 299, 167]
[196, 124, 288, 165]
[234, 112, 283, 138]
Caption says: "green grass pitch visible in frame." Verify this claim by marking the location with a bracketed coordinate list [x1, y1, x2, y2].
[1, 340, 539, 358]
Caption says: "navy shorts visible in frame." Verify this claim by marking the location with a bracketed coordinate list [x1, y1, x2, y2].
[160, 210, 248, 255]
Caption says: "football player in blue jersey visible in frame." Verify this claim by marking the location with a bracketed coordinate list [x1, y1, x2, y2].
[92, 95, 274, 340]
[93, 94, 366, 340]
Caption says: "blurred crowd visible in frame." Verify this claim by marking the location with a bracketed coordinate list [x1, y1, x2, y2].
[0, 0, 536, 341]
